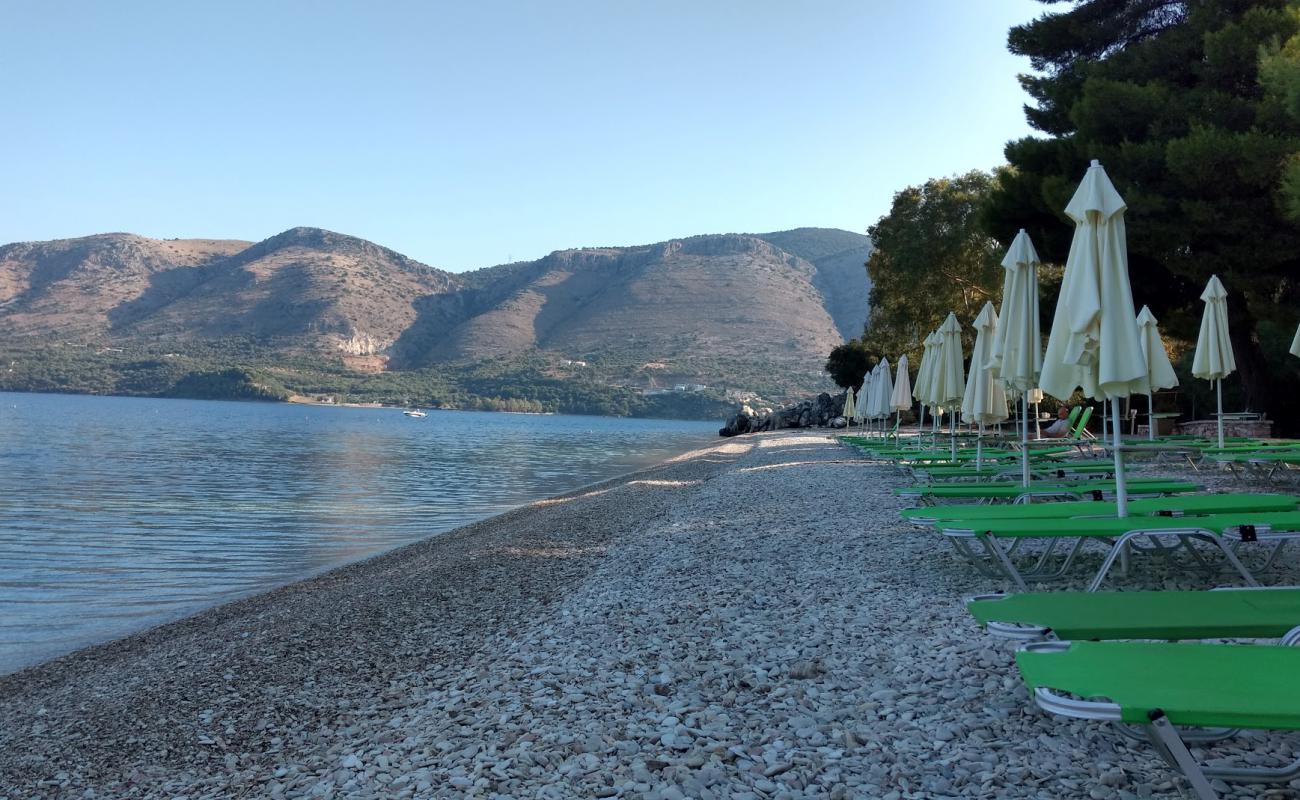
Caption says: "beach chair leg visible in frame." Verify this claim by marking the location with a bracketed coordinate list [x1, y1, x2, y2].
[977, 535, 1028, 591]
[1205, 535, 1261, 587]
[947, 536, 1005, 579]
[1145, 714, 1220, 799]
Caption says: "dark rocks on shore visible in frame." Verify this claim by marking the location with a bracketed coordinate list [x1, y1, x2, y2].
[718, 392, 843, 437]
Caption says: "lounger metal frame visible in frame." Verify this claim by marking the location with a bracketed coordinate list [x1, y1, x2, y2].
[942, 521, 1300, 592]
[1022, 641, 1300, 799]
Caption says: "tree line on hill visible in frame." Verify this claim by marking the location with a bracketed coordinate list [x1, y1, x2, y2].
[829, 0, 1300, 435]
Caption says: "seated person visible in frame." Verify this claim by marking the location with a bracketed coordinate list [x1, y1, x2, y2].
[1042, 406, 1072, 438]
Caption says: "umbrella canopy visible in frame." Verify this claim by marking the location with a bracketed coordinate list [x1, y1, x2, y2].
[913, 331, 938, 404]
[1192, 274, 1235, 448]
[1136, 305, 1179, 441]
[1040, 161, 1148, 403]
[1040, 160, 1145, 517]
[890, 354, 912, 411]
[872, 358, 894, 419]
[841, 386, 856, 421]
[854, 370, 873, 421]
[1292, 323, 1300, 358]
[932, 313, 966, 409]
[989, 229, 1042, 395]
[961, 302, 1009, 425]
[1137, 306, 1179, 393]
[1192, 275, 1235, 382]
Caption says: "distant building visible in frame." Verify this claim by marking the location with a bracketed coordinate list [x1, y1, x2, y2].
[563, 359, 588, 367]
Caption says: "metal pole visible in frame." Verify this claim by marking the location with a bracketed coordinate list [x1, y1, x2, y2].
[976, 420, 984, 468]
[917, 403, 925, 449]
[1216, 378, 1225, 449]
[1021, 395, 1030, 488]
[1112, 396, 1128, 518]
[1148, 393, 1155, 441]
[950, 408, 957, 462]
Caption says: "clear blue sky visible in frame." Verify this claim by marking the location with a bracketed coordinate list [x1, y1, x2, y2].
[1, 1, 1042, 271]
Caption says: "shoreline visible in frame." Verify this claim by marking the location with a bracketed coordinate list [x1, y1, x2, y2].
[0, 436, 748, 796]
[1, 431, 1239, 799]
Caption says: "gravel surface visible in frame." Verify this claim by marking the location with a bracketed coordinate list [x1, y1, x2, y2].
[2, 431, 1297, 799]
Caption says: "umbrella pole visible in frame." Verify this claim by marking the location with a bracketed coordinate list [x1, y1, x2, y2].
[1112, 396, 1129, 518]
[1147, 393, 1155, 441]
[1021, 395, 1030, 489]
[950, 411, 956, 462]
[916, 404, 924, 448]
[976, 421, 984, 468]
[1216, 378, 1224, 449]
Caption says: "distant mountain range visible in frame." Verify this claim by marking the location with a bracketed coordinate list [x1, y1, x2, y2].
[0, 226, 872, 407]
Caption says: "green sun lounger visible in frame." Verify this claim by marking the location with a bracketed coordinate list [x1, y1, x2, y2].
[916, 461, 1117, 481]
[938, 510, 1300, 591]
[967, 587, 1300, 642]
[904, 492, 1297, 526]
[895, 478, 1200, 503]
[1016, 640, 1300, 798]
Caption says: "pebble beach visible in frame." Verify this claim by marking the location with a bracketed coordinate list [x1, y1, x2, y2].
[1, 431, 1296, 799]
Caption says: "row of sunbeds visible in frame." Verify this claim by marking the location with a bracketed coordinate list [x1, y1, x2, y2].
[842, 430, 1300, 799]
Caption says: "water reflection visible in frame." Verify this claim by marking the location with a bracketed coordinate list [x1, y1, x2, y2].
[0, 393, 715, 673]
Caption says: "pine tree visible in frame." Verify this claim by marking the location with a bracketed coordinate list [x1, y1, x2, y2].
[986, 0, 1300, 428]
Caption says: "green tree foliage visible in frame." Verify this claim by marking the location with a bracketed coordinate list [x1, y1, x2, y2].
[863, 171, 1006, 363]
[986, 0, 1300, 429]
[824, 340, 875, 390]
[168, 368, 289, 402]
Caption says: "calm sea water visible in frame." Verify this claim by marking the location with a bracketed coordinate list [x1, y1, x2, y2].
[0, 393, 717, 674]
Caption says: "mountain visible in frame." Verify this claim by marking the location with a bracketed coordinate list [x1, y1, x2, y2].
[390, 230, 869, 369]
[0, 225, 871, 403]
[0, 234, 249, 337]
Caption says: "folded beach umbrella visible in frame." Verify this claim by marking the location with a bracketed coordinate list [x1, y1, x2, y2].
[962, 302, 1009, 467]
[1040, 160, 1147, 517]
[990, 229, 1043, 486]
[1291, 322, 1300, 358]
[890, 354, 911, 437]
[841, 385, 856, 425]
[873, 357, 894, 424]
[1136, 305, 1179, 441]
[853, 371, 872, 429]
[1192, 275, 1235, 449]
[933, 312, 967, 461]
[912, 330, 939, 445]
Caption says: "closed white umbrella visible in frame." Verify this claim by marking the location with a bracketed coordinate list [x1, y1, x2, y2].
[990, 229, 1043, 486]
[873, 357, 895, 435]
[890, 354, 911, 440]
[841, 386, 856, 426]
[913, 330, 939, 446]
[933, 312, 967, 461]
[854, 371, 872, 431]
[962, 301, 1009, 467]
[1291, 323, 1300, 358]
[1192, 275, 1236, 449]
[1040, 160, 1147, 517]
[1136, 305, 1179, 440]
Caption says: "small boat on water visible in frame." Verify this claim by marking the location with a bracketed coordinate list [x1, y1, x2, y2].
[403, 409, 427, 418]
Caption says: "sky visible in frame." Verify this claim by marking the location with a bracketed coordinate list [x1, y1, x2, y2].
[0, 1, 1043, 271]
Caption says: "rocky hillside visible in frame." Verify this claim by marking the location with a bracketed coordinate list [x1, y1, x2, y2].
[0, 226, 871, 395]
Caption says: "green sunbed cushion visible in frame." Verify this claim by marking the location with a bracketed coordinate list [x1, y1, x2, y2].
[895, 479, 1200, 498]
[969, 588, 1300, 640]
[904, 493, 1297, 523]
[943, 510, 1300, 538]
[920, 462, 1115, 478]
[1016, 640, 1300, 729]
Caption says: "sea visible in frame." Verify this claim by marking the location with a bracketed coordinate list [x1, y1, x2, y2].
[0, 392, 718, 674]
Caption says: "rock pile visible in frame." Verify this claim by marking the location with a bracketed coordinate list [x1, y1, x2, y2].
[719, 393, 844, 437]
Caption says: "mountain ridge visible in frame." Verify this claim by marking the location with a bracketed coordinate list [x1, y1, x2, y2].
[0, 225, 871, 400]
